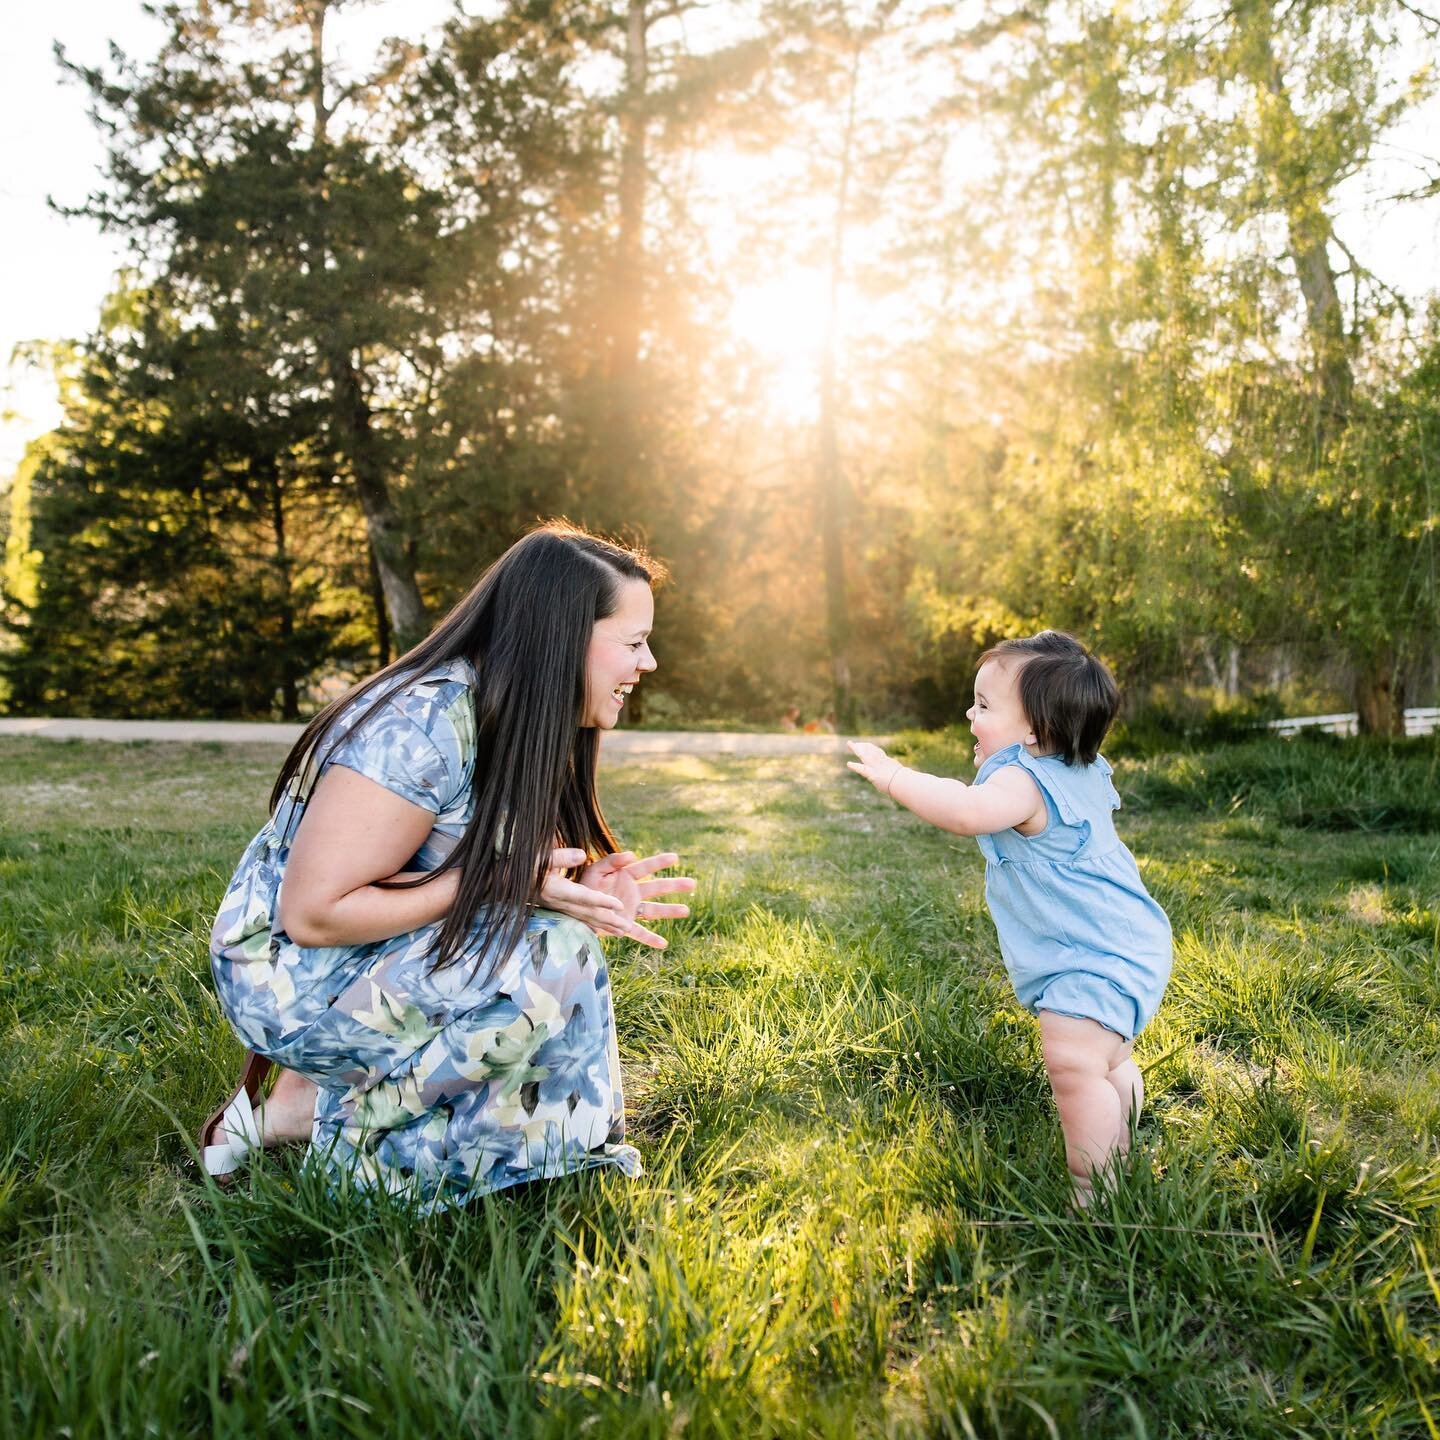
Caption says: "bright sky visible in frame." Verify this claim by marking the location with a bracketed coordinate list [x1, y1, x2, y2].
[2, 2, 1438, 478]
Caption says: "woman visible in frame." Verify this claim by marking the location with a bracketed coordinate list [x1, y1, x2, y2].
[201, 522, 694, 1210]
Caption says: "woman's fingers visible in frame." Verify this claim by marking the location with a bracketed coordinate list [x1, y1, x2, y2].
[621, 851, 681, 881]
[587, 851, 638, 878]
[589, 915, 664, 946]
[602, 850, 639, 870]
[540, 875, 625, 914]
[548, 847, 588, 870]
[635, 876, 697, 898]
[617, 918, 667, 949]
[636, 902, 689, 919]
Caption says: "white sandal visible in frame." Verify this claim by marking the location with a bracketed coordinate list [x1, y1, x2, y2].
[200, 1051, 272, 1180]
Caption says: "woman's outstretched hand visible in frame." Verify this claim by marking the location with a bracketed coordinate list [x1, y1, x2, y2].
[537, 847, 696, 949]
[847, 740, 904, 795]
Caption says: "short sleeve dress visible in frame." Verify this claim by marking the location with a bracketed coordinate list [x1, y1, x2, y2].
[973, 742, 1172, 1042]
[209, 658, 641, 1212]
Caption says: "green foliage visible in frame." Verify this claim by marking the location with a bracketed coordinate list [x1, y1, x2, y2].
[5, 0, 1439, 725]
[1, 287, 364, 718]
[900, 0, 1440, 728]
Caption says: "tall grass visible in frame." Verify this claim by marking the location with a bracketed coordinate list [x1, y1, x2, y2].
[3, 736, 1438, 1437]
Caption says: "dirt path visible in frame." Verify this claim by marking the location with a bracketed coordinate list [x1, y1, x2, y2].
[0, 717, 881, 758]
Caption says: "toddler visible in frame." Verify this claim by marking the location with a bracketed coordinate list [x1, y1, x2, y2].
[848, 631, 1172, 1204]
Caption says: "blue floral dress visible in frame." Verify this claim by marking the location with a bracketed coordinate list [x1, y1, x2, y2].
[209, 657, 641, 1212]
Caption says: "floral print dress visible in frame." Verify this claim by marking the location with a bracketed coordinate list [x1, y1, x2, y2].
[209, 657, 641, 1212]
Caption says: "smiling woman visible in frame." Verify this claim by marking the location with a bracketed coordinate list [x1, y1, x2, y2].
[586, 577, 656, 723]
[200, 521, 695, 1211]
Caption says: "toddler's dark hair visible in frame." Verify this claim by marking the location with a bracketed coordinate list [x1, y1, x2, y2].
[978, 631, 1119, 766]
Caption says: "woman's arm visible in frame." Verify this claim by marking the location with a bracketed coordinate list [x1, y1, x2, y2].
[847, 741, 1044, 836]
[281, 765, 698, 950]
[278, 766, 460, 947]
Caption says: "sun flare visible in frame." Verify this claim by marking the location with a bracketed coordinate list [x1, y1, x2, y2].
[726, 268, 832, 423]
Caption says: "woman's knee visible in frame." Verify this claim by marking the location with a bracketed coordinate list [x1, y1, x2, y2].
[543, 913, 604, 961]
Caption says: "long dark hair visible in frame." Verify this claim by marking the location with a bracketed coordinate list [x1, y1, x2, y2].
[269, 520, 660, 973]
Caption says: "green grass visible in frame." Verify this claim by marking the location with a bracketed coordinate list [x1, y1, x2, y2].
[3, 734, 1439, 1437]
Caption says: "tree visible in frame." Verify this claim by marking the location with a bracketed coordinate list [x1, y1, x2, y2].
[900, 0, 1439, 727]
[1, 282, 355, 717]
[62, 0, 444, 650]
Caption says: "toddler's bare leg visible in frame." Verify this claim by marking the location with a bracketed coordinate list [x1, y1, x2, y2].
[1106, 1046, 1144, 1155]
[1038, 1012, 1130, 1205]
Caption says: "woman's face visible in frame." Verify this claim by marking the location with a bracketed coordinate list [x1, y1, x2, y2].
[583, 578, 657, 728]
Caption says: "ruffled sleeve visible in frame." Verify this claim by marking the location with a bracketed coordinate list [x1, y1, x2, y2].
[976, 743, 1086, 829]
[1005, 750, 1087, 828]
[1095, 754, 1122, 812]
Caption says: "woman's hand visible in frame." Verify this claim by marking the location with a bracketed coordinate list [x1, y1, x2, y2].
[536, 847, 695, 950]
[847, 740, 904, 796]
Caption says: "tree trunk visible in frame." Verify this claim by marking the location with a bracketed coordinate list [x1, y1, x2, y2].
[368, 539, 392, 668]
[264, 460, 300, 720]
[610, 0, 648, 392]
[1355, 649, 1405, 738]
[336, 355, 429, 652]
[1249, 8, 1354, 433]
[306, 0, 427, 655]
[815, 42, 862, 733]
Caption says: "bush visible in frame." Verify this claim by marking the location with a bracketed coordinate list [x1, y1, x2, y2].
[1107, 695, 1289, 758]
[1123, 733, 1440, 832]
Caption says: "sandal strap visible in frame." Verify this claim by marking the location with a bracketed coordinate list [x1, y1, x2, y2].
[221, 1089, 263, 1150]
[202, 1141, 244, 1177]
[202, 1089, 263, 1175]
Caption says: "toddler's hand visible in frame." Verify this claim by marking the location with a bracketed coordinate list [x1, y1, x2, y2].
[847, 740, 903, 795]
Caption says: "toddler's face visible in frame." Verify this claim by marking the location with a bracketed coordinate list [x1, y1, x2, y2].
[966, 658, 1036, 765]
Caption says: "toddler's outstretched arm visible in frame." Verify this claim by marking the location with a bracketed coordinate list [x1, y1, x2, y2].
[847, 741, 1044, 837]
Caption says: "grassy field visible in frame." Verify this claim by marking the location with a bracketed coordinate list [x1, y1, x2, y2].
[2, 733, 1439, 1438]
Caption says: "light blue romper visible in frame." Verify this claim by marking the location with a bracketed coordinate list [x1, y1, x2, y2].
[974, 742, 1172, 1042]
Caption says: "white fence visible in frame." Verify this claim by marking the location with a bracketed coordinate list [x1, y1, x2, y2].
[1266, 707, 1439, 739]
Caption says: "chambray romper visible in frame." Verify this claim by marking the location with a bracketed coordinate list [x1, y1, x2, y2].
[209, 657, 641, 1212]
[974, 743, 1172, 1042]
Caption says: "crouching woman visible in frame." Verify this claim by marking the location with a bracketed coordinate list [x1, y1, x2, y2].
[201, 523, 693, 1211]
